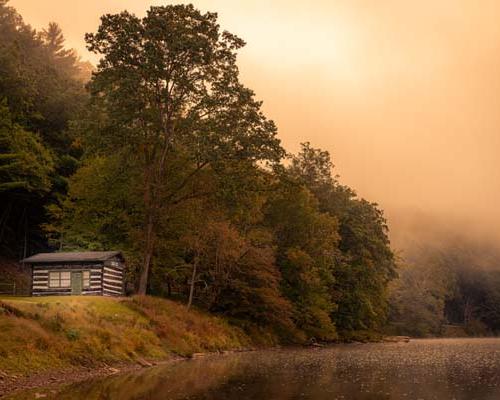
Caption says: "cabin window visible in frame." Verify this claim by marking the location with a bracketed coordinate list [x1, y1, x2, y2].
[83, 270, 90, 288]
[110, 261, 119, 267]
[49, 271, 71, 288]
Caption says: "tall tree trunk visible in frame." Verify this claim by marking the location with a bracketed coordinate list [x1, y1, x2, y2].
[138, 162, 156, 295]
[138, 210, 155, 295]
[138, 133, 170, 295]
[187, 259, 197, 310]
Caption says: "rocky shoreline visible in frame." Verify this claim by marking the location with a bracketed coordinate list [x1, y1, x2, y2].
[0, 358, 178, 398]
[0, 350, 257, 398]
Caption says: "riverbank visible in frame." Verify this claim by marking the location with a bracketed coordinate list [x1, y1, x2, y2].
[0, 359, 145, 397]
[0, 295, 400, 397]
[0, 295, 268, 397]
[8, 338, 500, 400]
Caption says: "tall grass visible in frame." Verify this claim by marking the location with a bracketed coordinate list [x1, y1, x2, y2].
[0, 296, 253, 376]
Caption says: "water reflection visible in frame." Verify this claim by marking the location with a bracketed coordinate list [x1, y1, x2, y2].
[9, 338, 500, 400]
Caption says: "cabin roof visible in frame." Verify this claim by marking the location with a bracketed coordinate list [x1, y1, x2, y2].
[21, 251, 123, 264]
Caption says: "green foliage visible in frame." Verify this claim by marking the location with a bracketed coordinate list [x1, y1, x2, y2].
[265, 184, 339, 340]
[0, 0, 88, 256]
[332, 198, 397, 331]
[287, 143, 397, 334]
[0, 101, 54, 193]
[45, 155, 139, 251]
[1, 2, 398, 343]
[83, 4, 284, 294]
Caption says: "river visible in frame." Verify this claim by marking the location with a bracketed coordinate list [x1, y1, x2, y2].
[8, 338, 500, 400]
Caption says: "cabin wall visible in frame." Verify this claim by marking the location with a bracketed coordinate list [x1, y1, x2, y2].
[32, 264, 103, 296]
[102, 259, 124, 296]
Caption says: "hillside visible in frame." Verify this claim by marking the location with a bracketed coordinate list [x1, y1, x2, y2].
[0, 295, 264, 394]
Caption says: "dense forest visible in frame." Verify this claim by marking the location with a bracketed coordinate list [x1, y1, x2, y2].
[0, 1, 397, 342]
[3, 0, 500, 342]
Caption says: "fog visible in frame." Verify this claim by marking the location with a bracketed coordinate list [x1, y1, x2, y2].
[10, 0, 500, 248]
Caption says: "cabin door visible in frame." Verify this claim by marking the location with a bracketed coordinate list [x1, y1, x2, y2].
[71, 271, 83, 295]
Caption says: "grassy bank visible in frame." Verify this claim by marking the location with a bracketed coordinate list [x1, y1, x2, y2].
[0, 296, 258, 378]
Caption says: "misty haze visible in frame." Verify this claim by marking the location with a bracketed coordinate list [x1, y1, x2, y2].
[1, 1, 500, 399]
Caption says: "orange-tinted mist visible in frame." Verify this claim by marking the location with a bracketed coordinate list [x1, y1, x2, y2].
[11, 0, 500, 246]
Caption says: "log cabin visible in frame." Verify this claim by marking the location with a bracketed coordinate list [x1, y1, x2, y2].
[21, 251, 125, 297]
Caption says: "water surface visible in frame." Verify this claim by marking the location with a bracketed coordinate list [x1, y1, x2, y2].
[9, 338, 500, 400]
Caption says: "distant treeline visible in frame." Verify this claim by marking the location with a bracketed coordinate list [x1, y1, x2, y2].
[0, 1, 397, 341]
[389, 237, 500, 337]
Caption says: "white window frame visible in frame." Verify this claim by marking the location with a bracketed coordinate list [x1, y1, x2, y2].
[49, 271, 71, 288]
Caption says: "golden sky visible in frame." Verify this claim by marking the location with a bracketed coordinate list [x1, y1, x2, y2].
[10, 0, 500, 244]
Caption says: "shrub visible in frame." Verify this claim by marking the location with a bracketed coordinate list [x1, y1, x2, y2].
[66, 329, 80, 341]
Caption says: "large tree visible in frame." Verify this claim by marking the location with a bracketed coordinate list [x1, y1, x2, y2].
[85, 5, 283, 294]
